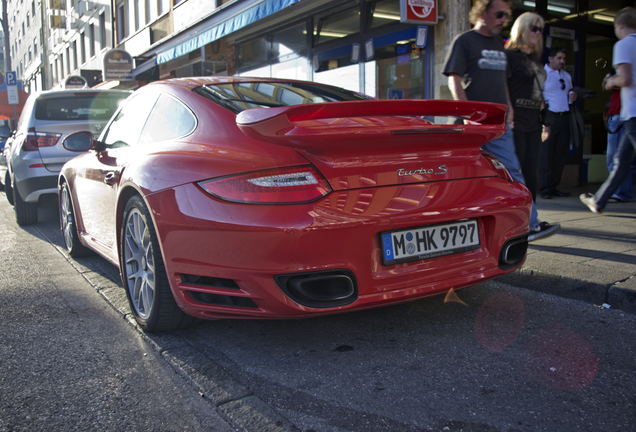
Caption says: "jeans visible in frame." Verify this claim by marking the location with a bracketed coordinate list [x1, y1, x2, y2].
[594, 118, 636, 209]
[483, 128, 539, 230]
[606, 115, 635, 201]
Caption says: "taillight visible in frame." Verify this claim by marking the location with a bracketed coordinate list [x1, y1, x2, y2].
[22, 127, 62, 151]
[198, 165, 332, 204]
[483, 153, 514, 182]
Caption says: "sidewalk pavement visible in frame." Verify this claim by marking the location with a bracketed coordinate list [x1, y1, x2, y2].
[498, 184, 636, 314]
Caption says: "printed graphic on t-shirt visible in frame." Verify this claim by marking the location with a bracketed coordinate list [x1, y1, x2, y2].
[515, 60, 543, 110]
[478, 50, 507, 70]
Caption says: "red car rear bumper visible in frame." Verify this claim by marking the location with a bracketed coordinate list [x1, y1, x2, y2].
[145, 176, 531, 319]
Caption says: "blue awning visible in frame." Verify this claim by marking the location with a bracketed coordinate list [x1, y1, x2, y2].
[155, 0, 301, 65]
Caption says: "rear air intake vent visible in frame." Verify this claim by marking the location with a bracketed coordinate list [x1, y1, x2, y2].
[181, 274, 240, 290]
[187, 291, 258, 309]
[391, 128, 463, 136]
[275, 269, 357, 308]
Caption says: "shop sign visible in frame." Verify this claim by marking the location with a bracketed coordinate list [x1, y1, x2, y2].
[365, 39, 375, 61]
[103, 49, 134, 81]
[6, 72, 19, 105]
[64, 75, 88, 89]
[50, 15, 66, 29]
[549, 27, 576, 41]
[351, 43, 361, 63]
[49, 0, 66, 10]
[396, 43, 422, 65]
[400, 0, 438, 25]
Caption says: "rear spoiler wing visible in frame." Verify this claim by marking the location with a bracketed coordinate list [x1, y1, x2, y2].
[236, 99, 508, 150]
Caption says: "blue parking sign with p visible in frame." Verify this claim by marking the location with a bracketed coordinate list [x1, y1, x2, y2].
[7, 72, 17, 86]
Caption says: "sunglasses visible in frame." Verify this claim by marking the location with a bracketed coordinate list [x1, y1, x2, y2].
[493, 10, 510, 19]
[559, 78, 566, 90]
[530, 25, 543, 33]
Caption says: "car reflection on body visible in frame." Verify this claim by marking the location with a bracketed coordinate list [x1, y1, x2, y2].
[58, 77, 532, 332]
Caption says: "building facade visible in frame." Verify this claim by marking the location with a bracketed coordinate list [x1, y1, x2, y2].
[5, 0, 636, 185]
[7, 0, 116, 92]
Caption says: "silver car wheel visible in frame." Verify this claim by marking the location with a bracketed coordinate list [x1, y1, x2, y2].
[60, 186, 74, 250]
[123, 207, 155, 320]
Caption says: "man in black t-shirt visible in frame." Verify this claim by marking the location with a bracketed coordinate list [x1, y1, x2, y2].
[442, 0, 560, 241]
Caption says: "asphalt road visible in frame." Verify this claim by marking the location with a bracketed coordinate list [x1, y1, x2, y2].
[1, 192, 635, 431]
[0, 197, 235, 432]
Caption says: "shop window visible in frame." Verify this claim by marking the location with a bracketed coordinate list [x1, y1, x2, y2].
[238, 38, 269, 74]
[272, 23, 306, 60]
[272, 57, 307, 80]
[373, 36, 425, 99]
[587, 0, 622, 25]
[546, 0, 576, 15]
[511, 0, 535, 13]
[517, 0, 577, 15]
[314, 50, 360, 93]
[201, 39, 228, 76]
[313, 1, 360, 45]
[366, 0, 400, 30]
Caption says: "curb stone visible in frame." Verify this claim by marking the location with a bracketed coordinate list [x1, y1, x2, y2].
[46, 227, 301, 432]
[498, 269, 636, 314]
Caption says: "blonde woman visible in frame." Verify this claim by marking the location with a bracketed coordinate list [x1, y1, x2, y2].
[506, 12, 546, 202]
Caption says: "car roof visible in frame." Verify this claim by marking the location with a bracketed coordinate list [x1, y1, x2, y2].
[31, 89, 132, 100]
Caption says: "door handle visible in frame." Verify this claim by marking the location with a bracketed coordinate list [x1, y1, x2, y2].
[104, 172, 116, 186]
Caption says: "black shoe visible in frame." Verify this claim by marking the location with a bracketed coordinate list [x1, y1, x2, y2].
[552, 189, 571, 197]
[540, 192, 552, 199]
[528, 221, 561, 242]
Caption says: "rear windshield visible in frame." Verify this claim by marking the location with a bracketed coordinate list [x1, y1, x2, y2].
[193, 81, 370, 114]
[34, 93, 129, 121]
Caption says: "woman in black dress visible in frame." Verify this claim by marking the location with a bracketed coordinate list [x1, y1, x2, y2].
[506, 12, 546, 202]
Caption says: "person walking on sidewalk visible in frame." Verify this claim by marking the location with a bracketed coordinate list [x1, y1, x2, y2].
[603, 78, 635, 202]
[540, 47, 578, 199]
[581, 7, 636, 214]
[505, 12, 546, 203]
[442, 0, 560, 241]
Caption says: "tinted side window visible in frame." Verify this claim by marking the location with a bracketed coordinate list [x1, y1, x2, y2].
[138, 94, 196, 145]
[17, 96, 37, 132]
[102, 92, 159, 148]
[34, 93, 128, 121]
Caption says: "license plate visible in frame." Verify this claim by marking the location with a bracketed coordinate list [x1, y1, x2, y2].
[381, 219, 480, 265]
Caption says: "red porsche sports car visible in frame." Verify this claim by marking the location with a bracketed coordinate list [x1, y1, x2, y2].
[58, 77, 531, 332]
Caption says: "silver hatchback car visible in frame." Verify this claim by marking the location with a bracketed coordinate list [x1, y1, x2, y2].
[4, 89, 131, 225]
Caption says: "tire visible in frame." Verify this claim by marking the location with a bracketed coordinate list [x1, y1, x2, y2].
[121, 195, 193, 332]
[13, 182, 38, 226]
[59, 182, 92, 257]
[5, 171, 14, 205]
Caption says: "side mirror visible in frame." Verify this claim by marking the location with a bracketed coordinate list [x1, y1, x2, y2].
[62, 131, 97, 152]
